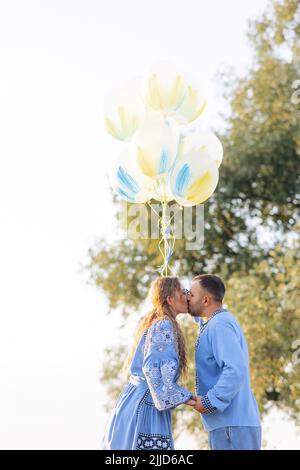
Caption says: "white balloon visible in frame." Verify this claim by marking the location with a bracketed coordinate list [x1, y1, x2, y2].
[104, 78, 145, 141]
[108, 148, 155, 203]
[151, 174, 174, 202]
[172, 76, 207, 125]
[170, 149, 219, 206]
[131, 111, 180, 178]
[179, 129, 223, 167]
[142, 61, 186, 113]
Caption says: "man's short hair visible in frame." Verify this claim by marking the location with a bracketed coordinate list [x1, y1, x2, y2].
[193, 274, 225, 303]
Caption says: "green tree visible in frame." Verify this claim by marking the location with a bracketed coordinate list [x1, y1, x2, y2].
[89, 0, 300, 442]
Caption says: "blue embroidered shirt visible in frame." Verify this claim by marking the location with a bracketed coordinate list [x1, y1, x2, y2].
[194, 308, 261, 431]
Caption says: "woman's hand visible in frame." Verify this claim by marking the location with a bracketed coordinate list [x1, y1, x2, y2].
[185, 396, 197, 406]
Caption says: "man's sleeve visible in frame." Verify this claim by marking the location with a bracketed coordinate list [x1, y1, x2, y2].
[206, 321, 247, 413]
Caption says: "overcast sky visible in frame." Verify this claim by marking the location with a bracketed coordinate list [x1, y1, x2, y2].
[0, 0, 299, 449]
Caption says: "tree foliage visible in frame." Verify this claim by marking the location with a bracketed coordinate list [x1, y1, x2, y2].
[89, 0, 300, 441]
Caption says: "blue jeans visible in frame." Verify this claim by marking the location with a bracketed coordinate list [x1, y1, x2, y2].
[208, 426, 262, 450]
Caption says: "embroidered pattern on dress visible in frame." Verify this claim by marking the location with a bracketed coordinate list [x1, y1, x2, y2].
[137, 389, 155, 407]
[143, 320, 177, 355]
[143, 320, 192, 410]
[144, 358, 190, 409]
[136, 432, 172, 450]
[137, 390, 152, 417]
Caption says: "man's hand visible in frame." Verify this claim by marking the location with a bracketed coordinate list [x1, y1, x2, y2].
[194, 396, 210, 414]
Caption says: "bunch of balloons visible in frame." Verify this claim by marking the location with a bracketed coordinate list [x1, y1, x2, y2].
[104, 62, 223, 275]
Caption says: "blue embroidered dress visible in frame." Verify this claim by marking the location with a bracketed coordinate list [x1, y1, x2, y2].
[103, 319, 193, 450]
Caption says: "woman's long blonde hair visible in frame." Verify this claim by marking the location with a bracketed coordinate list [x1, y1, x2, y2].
[123, 276, 188, 379]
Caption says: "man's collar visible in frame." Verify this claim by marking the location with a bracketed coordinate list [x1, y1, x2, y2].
[204, 306, 226, 321]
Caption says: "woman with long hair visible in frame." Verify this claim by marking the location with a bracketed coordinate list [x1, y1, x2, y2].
[102, 276, 196, 450]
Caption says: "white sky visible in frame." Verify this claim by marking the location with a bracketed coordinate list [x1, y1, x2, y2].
[0, 0, 299, 450]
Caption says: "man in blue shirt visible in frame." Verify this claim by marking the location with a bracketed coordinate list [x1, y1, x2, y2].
[187, 274, 261, 450]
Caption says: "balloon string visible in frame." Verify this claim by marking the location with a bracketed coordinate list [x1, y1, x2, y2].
[148, 201, 180, 277]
